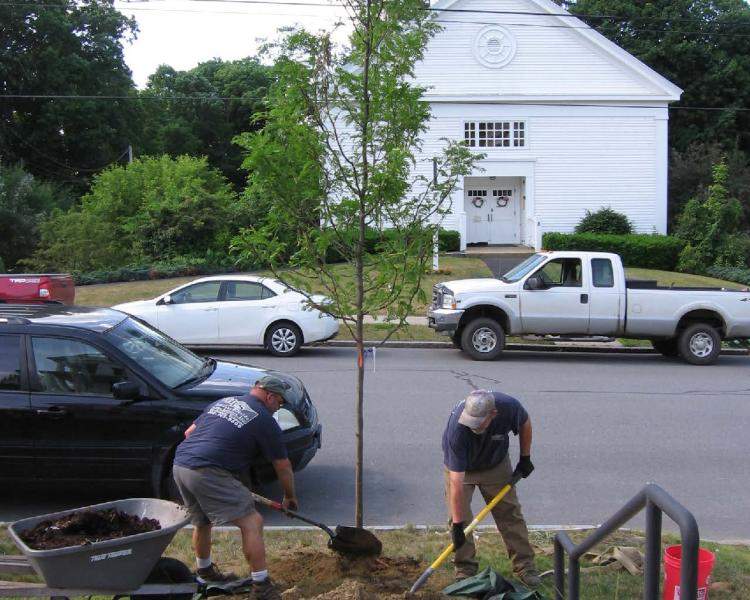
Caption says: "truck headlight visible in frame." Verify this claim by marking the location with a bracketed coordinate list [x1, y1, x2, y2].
[442, 293, 456, 310]
[274, 408, 301, 431]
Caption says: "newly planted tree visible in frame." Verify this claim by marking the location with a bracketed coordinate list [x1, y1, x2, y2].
[233, 1, 478, 526]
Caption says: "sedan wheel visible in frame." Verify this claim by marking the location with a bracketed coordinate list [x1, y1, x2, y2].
[267, 322, 303, 357]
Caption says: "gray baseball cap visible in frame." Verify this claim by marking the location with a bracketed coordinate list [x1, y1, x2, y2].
[255, 375, 292, 401]
[458, 390, 496, 429]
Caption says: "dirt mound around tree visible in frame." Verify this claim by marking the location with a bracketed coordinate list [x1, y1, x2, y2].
[20, 509, 161, 550]
[270, 549, 447, 599]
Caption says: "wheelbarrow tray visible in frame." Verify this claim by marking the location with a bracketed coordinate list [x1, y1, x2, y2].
[8, 498, 189, 591]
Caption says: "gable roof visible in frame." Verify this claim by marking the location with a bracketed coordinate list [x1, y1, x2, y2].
[428, 0, 682, 102]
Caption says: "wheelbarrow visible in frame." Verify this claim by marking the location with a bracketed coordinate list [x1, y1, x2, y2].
[1, 497, 197, 599]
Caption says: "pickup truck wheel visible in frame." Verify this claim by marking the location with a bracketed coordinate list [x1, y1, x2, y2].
[461, 318, 505, 360]
[651, 338, 679, 357]
[678, 323, 721, 365]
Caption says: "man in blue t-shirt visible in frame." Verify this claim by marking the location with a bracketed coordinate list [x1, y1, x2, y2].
[442, 389, 539, 588]
[173, 375, 296, 600]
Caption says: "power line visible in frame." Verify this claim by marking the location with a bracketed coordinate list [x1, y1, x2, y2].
[2, 95, 749, 112]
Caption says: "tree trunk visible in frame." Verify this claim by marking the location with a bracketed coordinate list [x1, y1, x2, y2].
[355, 321, 365, 528]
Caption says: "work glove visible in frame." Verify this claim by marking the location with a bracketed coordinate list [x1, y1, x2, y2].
[513, 455, 534, 479]
[451, 522, 466, 550]
[282, 496, 299, 512]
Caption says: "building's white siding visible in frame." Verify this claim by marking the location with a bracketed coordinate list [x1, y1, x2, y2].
[416, 0, 665, 100]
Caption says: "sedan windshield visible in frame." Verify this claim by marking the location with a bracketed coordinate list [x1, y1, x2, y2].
[502, 254, 548, 282]
[107, 317, 210, 388]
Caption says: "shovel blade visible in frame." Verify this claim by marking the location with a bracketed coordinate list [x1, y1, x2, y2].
[327, 526, 382, 557]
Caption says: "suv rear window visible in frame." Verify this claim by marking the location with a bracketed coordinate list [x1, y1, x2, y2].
[0, 335, 22, 391]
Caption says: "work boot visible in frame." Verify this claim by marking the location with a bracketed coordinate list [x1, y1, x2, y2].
[454, 568, 478, 582]
[252, 577, 282, 600]
[196, 563, 237, 584]
[518, 568, 542, 589]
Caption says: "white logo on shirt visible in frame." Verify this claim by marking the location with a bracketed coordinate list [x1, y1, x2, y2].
[208, 397, 258, 429]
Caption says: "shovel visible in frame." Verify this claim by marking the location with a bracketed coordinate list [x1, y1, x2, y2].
[409, 473, 522, 593]
[251, 492, 382, 557]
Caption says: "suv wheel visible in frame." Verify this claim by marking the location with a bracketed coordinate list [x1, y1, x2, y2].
[651, 338, 679, 357]
[678, 323, 721, 365]
[266, 322, 302, 357]
[461, 317, 505, 361]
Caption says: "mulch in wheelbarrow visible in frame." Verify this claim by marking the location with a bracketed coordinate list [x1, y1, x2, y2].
[20, 508, 161, 550]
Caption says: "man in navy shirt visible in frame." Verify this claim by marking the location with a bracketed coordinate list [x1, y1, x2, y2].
[173, 375, 296, 600]
[443, 389, 539, 587]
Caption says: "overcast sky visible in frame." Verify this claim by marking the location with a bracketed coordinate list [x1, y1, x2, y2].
[117, 0, 348, 87]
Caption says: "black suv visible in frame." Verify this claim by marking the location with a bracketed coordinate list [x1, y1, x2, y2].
[0, 305, 321, 497]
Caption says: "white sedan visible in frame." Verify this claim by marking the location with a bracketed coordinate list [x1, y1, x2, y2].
[113, 275, 339, 357]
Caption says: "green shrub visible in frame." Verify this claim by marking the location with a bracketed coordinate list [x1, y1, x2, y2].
[575, 207, 634, 235]
[707, 265, 750, 286]
[541, 232, 685, 271]
[438, 229, 460, 252]
[73, 256, 241, 286]
[324, 228, 459, 263]
[0, 256, 5, 272]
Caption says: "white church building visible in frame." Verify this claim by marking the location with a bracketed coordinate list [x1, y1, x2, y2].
[417, 0, 683, 250]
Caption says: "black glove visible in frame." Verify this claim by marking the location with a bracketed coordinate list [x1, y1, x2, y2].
[513, 455, 534, 479]
[451, 522, 466, 550]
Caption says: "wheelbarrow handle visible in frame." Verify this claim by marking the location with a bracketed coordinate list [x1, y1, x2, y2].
[409, 473, 522, 594]
[250, 492, 336, 538]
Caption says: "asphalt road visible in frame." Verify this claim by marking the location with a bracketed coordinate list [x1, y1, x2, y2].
[2, 347, 748, 541]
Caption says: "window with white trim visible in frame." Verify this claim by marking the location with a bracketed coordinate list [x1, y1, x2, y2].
[464, 121, 525, 148]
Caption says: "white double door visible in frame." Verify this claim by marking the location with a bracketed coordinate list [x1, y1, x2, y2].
[465, 179, 520, 244]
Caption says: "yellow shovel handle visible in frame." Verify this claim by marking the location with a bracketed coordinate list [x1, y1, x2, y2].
[409, 474, 521, 594]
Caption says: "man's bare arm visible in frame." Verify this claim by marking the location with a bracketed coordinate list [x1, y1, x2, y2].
[519, 417, 532, 456]
[448, 470, 466, 524]
[272, 458, 298, 509]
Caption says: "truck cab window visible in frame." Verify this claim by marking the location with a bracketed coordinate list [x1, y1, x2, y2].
[592, 258, 614, 287]
[536, 258, 582, 287]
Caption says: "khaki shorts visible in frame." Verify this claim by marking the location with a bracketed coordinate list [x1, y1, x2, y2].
[173, 464, 256, 526]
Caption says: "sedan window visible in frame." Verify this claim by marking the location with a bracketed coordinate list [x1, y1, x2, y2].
[225, 281, 264, 301]
[171, 281, 222, 304]
[31, 337, 126, 396]
[0, 335, 22, 391]
[107, 317, 208, 388]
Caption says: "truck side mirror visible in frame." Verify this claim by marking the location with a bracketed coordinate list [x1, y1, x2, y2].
[525, 276, 544, 291]
[112, 380, 140, 400]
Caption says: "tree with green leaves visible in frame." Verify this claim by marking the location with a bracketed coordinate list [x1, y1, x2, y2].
[675, 160, 747, 273]
[232, 3, 477, 526]
[0, 164, 71, 271]
[138, 58, 272, 189]
[30, 155, 238, 272]
[0, 0, 139, 190]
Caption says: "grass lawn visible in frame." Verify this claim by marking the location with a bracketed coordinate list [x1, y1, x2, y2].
[1, 527, 745, 598]
[336, 323, 447, 341]
[624, 268, 746, 290]
[75, 256, 492, 310]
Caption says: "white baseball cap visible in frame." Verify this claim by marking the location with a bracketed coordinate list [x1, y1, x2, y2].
[458, 390, 496, 429]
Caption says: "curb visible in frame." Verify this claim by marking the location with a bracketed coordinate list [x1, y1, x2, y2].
[325, 340, 749, 356]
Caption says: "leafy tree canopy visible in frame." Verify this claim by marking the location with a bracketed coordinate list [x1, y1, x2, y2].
[0, 163, 71, 270]
[0, 0, 139, 190]
[30, 155, 238, 272]
[138, 58, 272, 188]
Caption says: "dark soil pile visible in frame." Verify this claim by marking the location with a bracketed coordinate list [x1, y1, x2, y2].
[21, 509, 161, 550]
[269, 550, 447, 599]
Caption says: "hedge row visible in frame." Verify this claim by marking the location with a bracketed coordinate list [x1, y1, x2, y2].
[541, 232, 685, 271]
[74, 260, 240, 286]
[707, 265, 750, 286]
[325, 228, 460, 262]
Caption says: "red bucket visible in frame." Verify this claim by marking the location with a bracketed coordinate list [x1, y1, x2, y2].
[663, 545, 715, 600]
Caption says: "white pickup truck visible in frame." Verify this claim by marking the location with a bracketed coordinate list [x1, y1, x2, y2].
[428, 251, 750, 365]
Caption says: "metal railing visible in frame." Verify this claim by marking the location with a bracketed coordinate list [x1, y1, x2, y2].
[553, 483, 699, 600]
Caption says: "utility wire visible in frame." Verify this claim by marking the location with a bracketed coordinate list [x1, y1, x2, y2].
[2, 95, 749, 112]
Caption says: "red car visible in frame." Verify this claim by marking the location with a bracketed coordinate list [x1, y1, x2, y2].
[0, 274, 75, 305]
